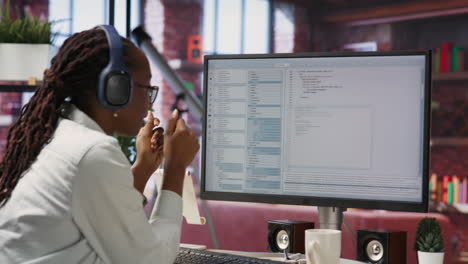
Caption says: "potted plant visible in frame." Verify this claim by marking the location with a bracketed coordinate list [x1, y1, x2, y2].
[0, 0, 57, 82]
[414, 217, 445, 264]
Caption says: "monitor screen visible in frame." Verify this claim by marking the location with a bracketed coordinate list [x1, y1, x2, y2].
[201, 51, 431, 212]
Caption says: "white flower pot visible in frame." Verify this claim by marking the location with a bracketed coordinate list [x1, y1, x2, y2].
[0, 43, 58, 81]
[417, 251, 444, 264]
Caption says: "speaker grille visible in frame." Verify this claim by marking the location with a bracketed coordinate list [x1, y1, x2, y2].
[366, 240, 384, 262]
[357, 229, 407, 264]
[276, 230, 290, 250]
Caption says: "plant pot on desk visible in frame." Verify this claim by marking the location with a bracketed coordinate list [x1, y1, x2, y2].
[417, 251, 444, 264]
[0, 43, 57, 81]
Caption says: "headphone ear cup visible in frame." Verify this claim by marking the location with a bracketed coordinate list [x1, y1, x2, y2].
[105, 72, 132, 106]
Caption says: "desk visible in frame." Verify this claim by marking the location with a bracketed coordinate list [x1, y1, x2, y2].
[208, 249, 366, 264]
[181, 243, 366, 263]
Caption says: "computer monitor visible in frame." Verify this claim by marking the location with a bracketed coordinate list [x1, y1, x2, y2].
[201, 51, 431, 229]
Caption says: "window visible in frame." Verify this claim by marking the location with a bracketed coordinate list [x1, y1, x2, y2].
[203, 0, 271, 55]
[49, 0, 141, 46]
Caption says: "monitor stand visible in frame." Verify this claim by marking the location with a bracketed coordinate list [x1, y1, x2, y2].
[318, 206, 346, 230]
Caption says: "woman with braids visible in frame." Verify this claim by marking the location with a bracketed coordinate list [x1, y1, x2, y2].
[0, 27, 199, 264]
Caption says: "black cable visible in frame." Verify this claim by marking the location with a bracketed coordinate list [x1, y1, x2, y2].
[171, 93, 189, 118]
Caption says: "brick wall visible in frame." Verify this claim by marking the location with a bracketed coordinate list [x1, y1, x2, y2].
[144, 0, 202, 131]
[431, 86, 468, 254]
[293, 5, 312, 52]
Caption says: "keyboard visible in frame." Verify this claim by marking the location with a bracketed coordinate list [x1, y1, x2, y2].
[174, 247, 285, 264]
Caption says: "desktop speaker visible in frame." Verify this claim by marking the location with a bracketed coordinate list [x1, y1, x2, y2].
[267, 220, 314, 254]
[357, 229, 406, 264]
[187, 35, 203, 63]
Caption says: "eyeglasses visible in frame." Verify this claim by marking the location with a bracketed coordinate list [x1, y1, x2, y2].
[135, 83, 159, 104]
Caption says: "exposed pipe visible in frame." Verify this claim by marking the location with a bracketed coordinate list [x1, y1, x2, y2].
[131, 26, 203, 120]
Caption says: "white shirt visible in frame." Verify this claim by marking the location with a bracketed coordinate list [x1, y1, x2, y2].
[0, 105, 183, 264]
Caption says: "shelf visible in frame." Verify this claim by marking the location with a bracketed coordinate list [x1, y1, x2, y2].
[0, 84, 37, 92]
[431, 137, 468, 146]
[322, 0, 468, 26]
[429, 201, 468, 214]
[433, 72, 468, 81]
[168, 59, 204, 72]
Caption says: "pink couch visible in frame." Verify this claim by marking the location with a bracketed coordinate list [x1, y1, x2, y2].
[181, 201, 454, 264]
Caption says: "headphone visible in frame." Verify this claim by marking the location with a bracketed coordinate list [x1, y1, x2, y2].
[96, 25, 132, 110]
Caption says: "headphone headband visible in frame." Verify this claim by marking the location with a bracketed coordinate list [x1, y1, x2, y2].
[97, 25, 126, 68]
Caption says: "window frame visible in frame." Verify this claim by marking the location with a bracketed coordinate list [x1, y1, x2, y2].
[204, 0, 272, 55]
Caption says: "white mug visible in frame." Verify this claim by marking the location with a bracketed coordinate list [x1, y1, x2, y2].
[305, 229, 341, 264]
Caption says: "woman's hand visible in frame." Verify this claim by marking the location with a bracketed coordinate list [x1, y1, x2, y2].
[162, 110, 200, 196]
[164, 110, 200, 170]
[132, 111, 164, 193]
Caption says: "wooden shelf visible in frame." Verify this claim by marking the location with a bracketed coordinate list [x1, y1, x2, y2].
[168, 59, 204, 72]
[432, 72, 468, 81]
[431, 137, 468, 146]
[0, 84, 37, 92]
[322, 0, 468, 26]
[429, 201, 468, 214]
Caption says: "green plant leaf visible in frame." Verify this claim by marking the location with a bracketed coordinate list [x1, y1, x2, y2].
[414, 218, 444, 252]
[0, 0, 60, 44]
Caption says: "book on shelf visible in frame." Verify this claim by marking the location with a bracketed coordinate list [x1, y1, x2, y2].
[443, 175, 450, 203]
[440, 42, 452, 73]
[430, 174, 468, 206]
[430, 173, 437, 200]
[462, 178, 468, 204]
[459, 49, 465, 72]
[453, 176, 460, 204]
[433, 43, 465, 73]
[437, 180, 443, 202]
[448, 182, 454, 204]
[452, 46, 460, 72]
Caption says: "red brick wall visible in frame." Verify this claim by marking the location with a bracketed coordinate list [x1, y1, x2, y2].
[293, 5, 312, 52]
[145, 0, 202, 131]
[431, 85, 468, 254]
